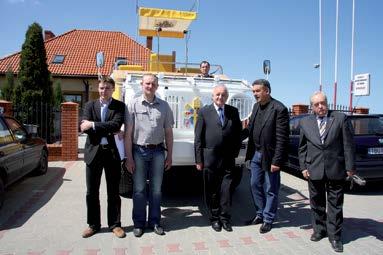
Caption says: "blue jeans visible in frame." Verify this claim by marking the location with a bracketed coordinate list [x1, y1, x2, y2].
[132, 145, 165, 228]
[250, 151, 280, 223]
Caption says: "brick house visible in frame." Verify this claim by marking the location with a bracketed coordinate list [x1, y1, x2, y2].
[0, 29, 151, 109]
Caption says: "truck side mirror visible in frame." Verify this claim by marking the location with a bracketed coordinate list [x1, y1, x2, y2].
[263, 60, 271, 75]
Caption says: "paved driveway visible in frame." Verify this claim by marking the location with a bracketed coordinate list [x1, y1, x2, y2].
[0, 161, 382, 255]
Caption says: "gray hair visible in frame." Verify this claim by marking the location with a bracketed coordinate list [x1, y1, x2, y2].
[212, 84, 229, 96]
[310, 91, 328, 105]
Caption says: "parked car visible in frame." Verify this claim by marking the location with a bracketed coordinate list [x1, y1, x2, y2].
[287, 113, 383, 182]
[0, 114, 48, 208]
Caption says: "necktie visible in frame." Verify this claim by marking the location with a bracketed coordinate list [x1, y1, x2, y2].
[101, 104, 107, 122]
[218, 107, 224, 126]
[319, 117, 326, 143]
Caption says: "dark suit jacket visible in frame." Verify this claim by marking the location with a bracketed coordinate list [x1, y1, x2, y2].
[82, 98, 125, 165]
[194, 104, 242, 169]
[244, 98, 290, 171]
[298, 111, 355, 180]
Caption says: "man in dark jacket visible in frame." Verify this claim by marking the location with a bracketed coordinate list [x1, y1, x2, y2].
[80, 76, 126, 238]
[243, 79, 289, 234]
[195, 84, 242, 232]
[298, 91, 355, 252]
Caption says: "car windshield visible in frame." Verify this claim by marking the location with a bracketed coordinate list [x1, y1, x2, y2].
[349, 116, 383, 135]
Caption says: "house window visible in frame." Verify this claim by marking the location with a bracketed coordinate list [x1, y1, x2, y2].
[52, 55, 65, 64]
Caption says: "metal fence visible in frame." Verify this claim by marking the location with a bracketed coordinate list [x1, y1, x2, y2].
[13, 102, 61, 143]
[289, 104, 354, 116]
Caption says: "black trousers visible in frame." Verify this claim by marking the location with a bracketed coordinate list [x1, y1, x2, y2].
[308, 178, 345, 241]
[86, 147, 121, 230]
[204, 166, 233, 223]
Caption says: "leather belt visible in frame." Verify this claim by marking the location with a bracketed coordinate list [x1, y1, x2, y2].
[135, 143, 163, 149]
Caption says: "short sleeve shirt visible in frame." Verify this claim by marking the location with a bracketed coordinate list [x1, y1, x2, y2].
[127, 95, 174, 145]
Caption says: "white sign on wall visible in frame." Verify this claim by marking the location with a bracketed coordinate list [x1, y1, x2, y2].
[354, 73, 370, 96]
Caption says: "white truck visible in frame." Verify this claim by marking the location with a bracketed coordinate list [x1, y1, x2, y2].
[111, 69, 255, 167]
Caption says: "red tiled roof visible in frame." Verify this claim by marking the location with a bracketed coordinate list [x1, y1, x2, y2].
[0, 29, 151, 77]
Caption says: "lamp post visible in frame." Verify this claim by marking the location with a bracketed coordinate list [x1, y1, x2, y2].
[318, 0, 322, 92]
[349, 0, 355, 112]
[333, 0, 340, 108]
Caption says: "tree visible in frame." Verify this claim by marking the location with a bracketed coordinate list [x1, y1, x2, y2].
[53, 80, 64, 108]
[17, 22, 53, 142]
[1, 66, 16, 101]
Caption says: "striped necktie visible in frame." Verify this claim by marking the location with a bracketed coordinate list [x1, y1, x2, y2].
[218, 107, 224, 126]
[319, 117, 326, 143]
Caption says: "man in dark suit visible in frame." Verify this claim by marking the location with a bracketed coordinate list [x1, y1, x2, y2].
[298, 91, 355, 252]
[194, 84, 242, 232]
[80, 76, 126, 238]
[243, 79, 289, 234]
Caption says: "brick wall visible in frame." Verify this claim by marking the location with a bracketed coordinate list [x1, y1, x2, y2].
[291, 104, 309, 116]
[47, 144, 62, 161]
[61, 102, 78, 161]
[353, 107, 369, 114]
[0, 100, 13, 116]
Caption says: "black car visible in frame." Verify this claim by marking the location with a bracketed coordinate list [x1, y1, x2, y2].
[0, 115, 48, 208]
[287, 113, 383, 182]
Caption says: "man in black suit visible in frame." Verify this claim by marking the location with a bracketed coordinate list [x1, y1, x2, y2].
[80, 76, 126, 238]
[298, 91, 355, 252]
[194, 84, 242, 232]
[243, 79, 289, 234]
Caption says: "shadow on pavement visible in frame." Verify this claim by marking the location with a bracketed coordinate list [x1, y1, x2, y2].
[161, 166, 210, 231]
[343, 217, 383, 244]
[0, 167, 66, 231]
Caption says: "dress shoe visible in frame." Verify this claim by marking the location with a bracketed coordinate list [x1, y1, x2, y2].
[222, 222, 233, 232]
[133, 227, 144, 238]
[259, 222, 272, 234]
[245, 215, 263, 225]
[330, 240, 343, 252]
[310, 232, 327, 242]
[82, 227, 99, 238]
[112, 227, 126, 238]
[211, 221, 222, 232]
[152, 224, 165, 235]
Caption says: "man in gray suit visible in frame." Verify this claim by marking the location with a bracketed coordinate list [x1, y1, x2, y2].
[298, 91, 355, 252]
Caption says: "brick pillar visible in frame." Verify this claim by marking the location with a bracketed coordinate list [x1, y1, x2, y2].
[61, 102, 78, 161]
[353, 107, 369, 114]
[291, 104, 309, 116]
[0, 100, 13, 116]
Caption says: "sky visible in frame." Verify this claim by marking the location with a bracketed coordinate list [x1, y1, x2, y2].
[0, 0, 382, 113]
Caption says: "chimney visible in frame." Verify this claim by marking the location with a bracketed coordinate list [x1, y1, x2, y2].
[44, 30, 55, 41]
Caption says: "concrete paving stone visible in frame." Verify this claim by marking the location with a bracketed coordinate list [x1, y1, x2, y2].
[1, 155, 383, 254]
